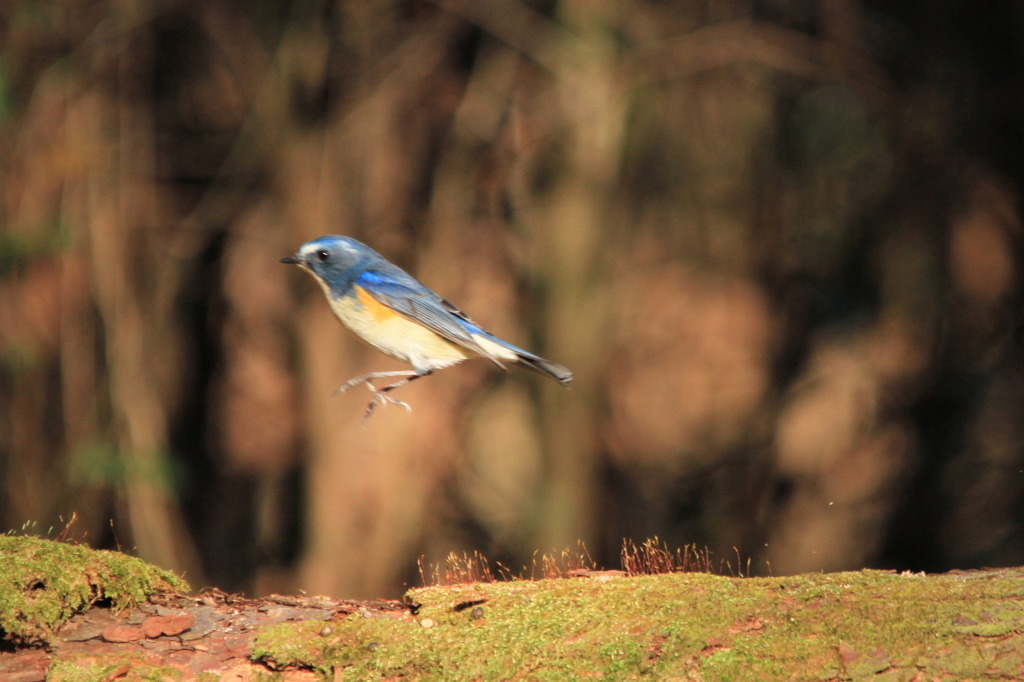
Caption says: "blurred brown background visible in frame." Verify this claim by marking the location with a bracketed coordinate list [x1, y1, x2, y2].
[2, 0, 1023, 598]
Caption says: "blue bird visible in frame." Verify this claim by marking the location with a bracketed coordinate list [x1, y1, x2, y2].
[282, 235, 572, 418]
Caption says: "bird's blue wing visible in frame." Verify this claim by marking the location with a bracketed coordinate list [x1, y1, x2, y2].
[353, 269, 500, 360]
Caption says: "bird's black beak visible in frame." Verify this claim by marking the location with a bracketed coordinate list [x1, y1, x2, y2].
[280, 255, 302, 265]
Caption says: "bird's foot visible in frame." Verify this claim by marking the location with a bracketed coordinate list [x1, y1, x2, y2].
[335, 370, 418, 396]
[361, 383, 413, 421]
[334, 370, 429, 422]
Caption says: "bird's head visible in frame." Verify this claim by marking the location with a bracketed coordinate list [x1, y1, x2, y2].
[281, 235, 375, 289]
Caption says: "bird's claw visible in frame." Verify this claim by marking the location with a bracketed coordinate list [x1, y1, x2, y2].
[360, 383, 413, 422]
[334, 377, 362, 395]
[333, 370, 424, 422]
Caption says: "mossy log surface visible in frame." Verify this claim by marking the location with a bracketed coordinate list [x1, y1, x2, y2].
[2, 536, 1023, 680]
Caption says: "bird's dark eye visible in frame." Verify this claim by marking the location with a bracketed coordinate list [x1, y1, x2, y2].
[315, 249, 330, 262]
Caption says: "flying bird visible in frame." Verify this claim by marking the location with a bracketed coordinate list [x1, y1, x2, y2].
[282, 235, 572, 418]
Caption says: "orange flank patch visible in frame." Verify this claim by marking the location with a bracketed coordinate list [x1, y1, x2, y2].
[355, 285, 400, 322]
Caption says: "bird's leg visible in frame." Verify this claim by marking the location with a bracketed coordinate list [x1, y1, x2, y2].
[360, 370, 432, 419]
[335, 370, 420, 395]
[380, 370, 431, 394]
[335, 370, 431, 421]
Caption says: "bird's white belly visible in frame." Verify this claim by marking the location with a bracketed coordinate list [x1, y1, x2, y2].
[324, 285, 473, 371]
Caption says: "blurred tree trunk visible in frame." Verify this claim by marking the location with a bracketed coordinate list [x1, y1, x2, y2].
[2, 0, 1024, 599]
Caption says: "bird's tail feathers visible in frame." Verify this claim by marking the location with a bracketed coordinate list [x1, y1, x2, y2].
[514, 350, 573, 385]
[470, 332, 572, 384]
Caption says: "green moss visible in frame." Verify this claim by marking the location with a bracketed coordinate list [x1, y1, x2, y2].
[47, 655, 186, 682]
[197, 672, 281, 682]
[252, 569, 1024, 680]
[46, 658, 139, 682]
[47, 656, 182, 682]
[0, 535, 187, 643]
